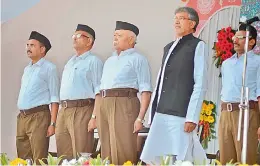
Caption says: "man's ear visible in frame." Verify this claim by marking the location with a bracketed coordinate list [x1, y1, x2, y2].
[128, 36, 133, 45]
[87, 37, 94, 47]
[190, 20, 196, 30]
[40, 46, 46, 54]
[249, 38, 256, 48]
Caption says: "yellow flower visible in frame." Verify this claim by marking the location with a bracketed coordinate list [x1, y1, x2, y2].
[199, 114, 204, 121]
[208, 116, 215, 123]
[10, 158, 27, 165]
[203, 115, 209, 122]
[202, 102, 207, 111]
[205, 108, 212, 116]
[238, 164, 248, 166]
[208, 103, 214, 110]
[123, 161, 133, 165]
[109, 164, 115, 166]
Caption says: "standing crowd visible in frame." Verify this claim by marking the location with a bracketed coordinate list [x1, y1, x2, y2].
[15, 6, 260, 165]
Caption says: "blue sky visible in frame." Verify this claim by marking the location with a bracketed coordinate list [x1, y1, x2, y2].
[1, 0, 40, 23]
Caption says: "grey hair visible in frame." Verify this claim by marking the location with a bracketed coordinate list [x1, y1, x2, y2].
[86, 33, 95, 45]
[175, 7, 199, 31]
[128, 31, 137, 45]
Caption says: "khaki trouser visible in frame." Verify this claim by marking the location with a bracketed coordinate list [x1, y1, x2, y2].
[16, 110, 51, 164]
[96, 96, 140, 165]
[55, 104, 94, 160]
[218, 105, 260, 165]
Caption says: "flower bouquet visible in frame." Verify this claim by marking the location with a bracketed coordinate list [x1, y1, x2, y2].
[213, 26, 236, 68]
[198, 100, 217, 149]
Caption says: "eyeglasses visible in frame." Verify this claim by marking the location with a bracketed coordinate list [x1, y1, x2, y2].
[232, 35, 251, 40]
[72, 33, 89, 39]
[173, 17, 191, 21]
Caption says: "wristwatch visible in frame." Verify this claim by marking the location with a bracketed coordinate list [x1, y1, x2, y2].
[91, 114, 96, 119]
[136, 118, 145, 124]
[50, 122, 56, 127]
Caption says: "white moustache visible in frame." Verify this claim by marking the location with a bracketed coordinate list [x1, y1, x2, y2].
[113, 41, 118, 45]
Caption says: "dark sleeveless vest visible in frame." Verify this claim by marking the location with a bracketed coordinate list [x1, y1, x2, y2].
[151, 34, 201, 121]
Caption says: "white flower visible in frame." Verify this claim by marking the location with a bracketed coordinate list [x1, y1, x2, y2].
[174, 160, 183, 166]
[240, 16, 247, 23]
[180, 161, 194, 166]
[69, 159, 77, 165]
[61, 159, 70, 166]
[77, 157, 87, 164]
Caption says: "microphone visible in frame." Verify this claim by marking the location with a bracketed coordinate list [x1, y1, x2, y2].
[246, 15, 259, 24]
[240, 14, 260, 25]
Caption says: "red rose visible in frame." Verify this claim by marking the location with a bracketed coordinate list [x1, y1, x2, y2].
[226, 51, 233, 58]
[216, 42, 222, 49]
[226, 27, 232, 33]
[227, 43, 233, 50]
[217, 33, 223, 40]
[222, 54, 228, 61]
[228, 33, 234, 39]
[222, 33, 228, 40]
[222, 40, 228, 45]
[225, 46, 230, 52]
[229, 43, 233, 48]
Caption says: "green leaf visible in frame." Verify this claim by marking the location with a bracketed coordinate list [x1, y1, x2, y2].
[212, 135, 217, 139]
[211, 130, 216, 133]
[0, 153, 9, 165]
[137, 161, 143, 166]
[38, 159, 47, 166]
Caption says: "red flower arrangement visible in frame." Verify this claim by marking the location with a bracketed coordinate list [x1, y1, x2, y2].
[213, 26, 236, 68]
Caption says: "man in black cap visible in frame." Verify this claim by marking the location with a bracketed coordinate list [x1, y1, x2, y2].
[17, 31, 59, 164]
[218, 23, 260, 164]
[94, 21, 152, 165]
[56, 24, 103, 159]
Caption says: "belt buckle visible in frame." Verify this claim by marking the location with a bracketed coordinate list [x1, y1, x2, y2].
[62, 101, 68, 108]
[101, 90, 106, 98]
[227, 103, 233, 112]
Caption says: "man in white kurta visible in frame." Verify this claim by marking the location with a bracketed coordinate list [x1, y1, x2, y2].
[140, 7, 208, 164]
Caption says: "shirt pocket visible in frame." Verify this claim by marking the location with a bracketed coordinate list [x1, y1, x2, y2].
[76, 65, 92, 81]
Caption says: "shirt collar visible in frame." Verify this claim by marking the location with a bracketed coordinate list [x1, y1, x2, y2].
[75, 51, 91, 60]
[113, 48, 136, 56]
[177, 33, 193, 41]
[231, 50, 254, 59]
[29, 58, 45, 67]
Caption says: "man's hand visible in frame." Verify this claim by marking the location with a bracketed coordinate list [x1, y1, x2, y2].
[257, 127, 260, 140]
[46, 125, 55, 137]
[184, 122, 197, 133]
[133, 120, 143, 133]
[88, 119, 96, 132]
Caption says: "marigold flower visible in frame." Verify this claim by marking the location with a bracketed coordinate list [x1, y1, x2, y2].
[10, 158, 27, 166]
[123, 161, 133, 165]
[208, 116, 215, 123]
[208, 103, 214, 110]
